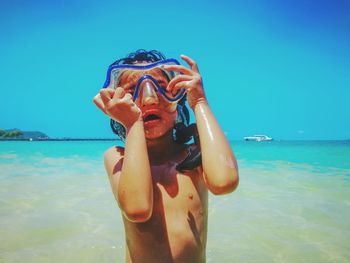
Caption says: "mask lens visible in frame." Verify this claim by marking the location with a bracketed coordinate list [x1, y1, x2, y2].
[103, 59, 186, 102]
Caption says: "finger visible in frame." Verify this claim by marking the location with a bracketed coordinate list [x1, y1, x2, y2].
[163, 64, 193, 75]
[116, 93, 136, 110]
[93, 94, 107, 114]
[131, 103, 141, 114]
[120, 92, 133, 103]
[113, 87, 127, 99]
[103, 88, 115, 97]
[120, 93, 141, 112]
[99, 89, 114, 105]
[181, 54, 199, 73]
[167, 75, 192, 92]
[173, 80, 190, 94]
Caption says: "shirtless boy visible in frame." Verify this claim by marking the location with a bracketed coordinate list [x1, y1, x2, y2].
[93, 50, 239, 263]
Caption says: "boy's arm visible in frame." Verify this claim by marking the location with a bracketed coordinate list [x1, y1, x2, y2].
[164, 55, 238, 195]
[104, 119, 153, 223]
[94, 88, 153, 223]
[194, 100, 239, 195]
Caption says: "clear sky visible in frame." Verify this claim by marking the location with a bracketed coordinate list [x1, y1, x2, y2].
[1, 0, 349, 140]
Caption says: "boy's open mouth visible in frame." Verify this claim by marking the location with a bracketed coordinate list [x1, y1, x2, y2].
[142, 110, 162, 124]
[144, 114, 161, 122]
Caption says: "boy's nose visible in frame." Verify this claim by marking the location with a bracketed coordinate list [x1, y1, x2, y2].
[140, 81, 159, 106]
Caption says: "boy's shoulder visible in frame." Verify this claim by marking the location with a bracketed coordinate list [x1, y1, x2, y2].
[104, 145, 124, 176]
[104, 145, 124, 158]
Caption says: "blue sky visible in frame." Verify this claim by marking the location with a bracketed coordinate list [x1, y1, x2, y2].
[1, 0, 349, 140]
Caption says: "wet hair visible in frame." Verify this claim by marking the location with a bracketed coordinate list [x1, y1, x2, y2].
[108, 49, 201, 171]
[111, 49, 166, 66]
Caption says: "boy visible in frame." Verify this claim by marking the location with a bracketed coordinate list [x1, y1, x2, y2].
[93, 50, 238, 263]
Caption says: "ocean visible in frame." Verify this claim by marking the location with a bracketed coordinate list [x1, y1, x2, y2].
[1, 140, 349, 262]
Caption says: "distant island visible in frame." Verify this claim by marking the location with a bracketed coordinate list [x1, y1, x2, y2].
[0, 129, 117, 141]
[0, 129, 49, 140]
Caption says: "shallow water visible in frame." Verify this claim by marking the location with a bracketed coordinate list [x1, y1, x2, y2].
[1, 141, 350, 262]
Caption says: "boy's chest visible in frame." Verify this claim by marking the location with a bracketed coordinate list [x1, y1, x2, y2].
[123, 166, 208, 260]
[151, 166, 208, 226]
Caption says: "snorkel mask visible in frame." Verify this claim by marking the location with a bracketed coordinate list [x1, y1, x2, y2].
[102, 59, 186, 106]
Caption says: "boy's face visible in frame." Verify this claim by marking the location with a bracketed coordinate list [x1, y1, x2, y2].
[118, 66, 178, 139]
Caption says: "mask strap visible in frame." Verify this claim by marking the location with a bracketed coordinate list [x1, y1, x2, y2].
[176, 104, 189, 126]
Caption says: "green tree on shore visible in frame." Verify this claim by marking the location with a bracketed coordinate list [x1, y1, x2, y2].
[0, 130, 23, 138]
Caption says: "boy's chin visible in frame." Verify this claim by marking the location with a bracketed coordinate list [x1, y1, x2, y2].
[144, 127, 172, 140]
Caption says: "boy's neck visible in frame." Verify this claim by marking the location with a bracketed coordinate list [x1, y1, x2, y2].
[146, 131, 185, 165]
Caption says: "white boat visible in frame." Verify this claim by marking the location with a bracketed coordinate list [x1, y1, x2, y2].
[244, 135, 273, 141]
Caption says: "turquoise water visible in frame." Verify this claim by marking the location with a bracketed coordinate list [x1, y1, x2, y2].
[1, 141, 350, 262]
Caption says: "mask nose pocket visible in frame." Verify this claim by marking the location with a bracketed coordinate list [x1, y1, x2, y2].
[139, 79, 159, 105]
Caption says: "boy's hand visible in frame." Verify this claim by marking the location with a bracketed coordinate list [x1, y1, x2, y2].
[93, 87, 142, 130]
[164, 55, 206, 109]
